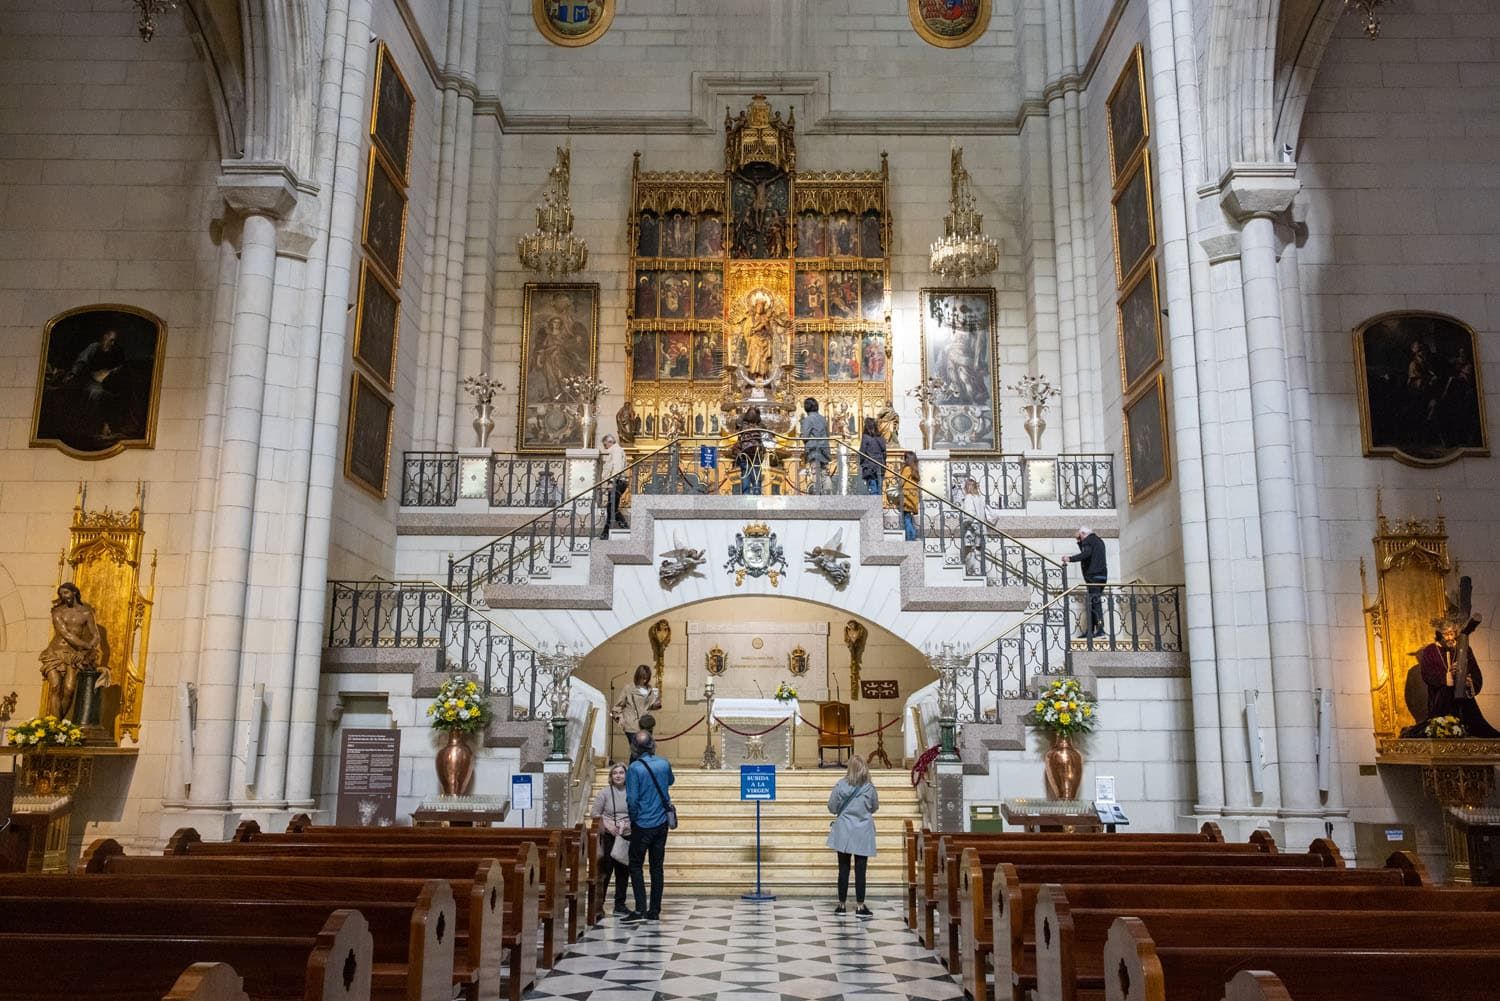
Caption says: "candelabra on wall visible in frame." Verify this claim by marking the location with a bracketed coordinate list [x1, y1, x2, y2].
[929, 143, 999, 279]
[907, 377, 948, 450]
[562, 375, 609, 449]
[463, 374, 504, 449]
[541, 641, 583, 760]
[131, 0, 179, 41]
[1008, 373, 1060, 451]
[518, 145, 589, 275]
[1344, 0, 1388, 39]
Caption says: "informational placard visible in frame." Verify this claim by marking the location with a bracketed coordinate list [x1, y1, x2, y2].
[699, 445, 718, 469]
[1094, 775, 1116, 804]
[511, 773, 534, 811]
[336, 728, 401, 827]
[1093, 774, 1128, 826]
[740, 764, 776, 801]
[860, 679, 899, 700]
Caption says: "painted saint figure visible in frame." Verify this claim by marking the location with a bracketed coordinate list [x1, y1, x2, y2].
[39, 582, 106, 721]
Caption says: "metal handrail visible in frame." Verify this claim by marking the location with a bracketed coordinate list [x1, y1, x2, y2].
[371, 573, 539, 652]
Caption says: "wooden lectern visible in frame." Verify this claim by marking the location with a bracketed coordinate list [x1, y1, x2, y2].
[818, 701, 852, 767]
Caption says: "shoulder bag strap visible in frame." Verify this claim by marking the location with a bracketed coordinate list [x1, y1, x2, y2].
[641, 758, 673, 810]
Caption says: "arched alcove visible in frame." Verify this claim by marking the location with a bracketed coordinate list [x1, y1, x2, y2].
[575, 595, 934, 767]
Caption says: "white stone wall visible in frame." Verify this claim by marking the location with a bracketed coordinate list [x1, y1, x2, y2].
[1297, 3, 1500, 835]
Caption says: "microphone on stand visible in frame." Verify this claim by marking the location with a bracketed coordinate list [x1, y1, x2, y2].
[754, 680, 765, 698]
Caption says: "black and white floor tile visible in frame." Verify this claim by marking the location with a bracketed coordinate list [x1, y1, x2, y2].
[526, 898, 964, 1001]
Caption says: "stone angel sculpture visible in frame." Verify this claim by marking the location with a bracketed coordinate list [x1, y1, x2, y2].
[658, 533, 707, 589]
[804, 527, 851, 588]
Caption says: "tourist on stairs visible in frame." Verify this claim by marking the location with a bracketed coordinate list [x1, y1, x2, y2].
[611, 664, 661, 754]
[624, 730, 676, 922]
[859, 417, 887, 497]
[599, 433, 629, 539]
[1063, 526, 1108, 638]
[899, 452, 921, 541]
[591, 763, 632, 918]
[827, 753, 879, 917]
[801, 397, 831, 495]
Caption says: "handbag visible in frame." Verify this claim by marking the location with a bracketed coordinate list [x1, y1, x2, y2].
[609, 832, 631, 865]
[641, 757, 678, 830]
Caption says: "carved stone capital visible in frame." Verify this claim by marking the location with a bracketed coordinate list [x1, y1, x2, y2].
[1217, 162, 1300, 222]
[217, 161, 302, 219]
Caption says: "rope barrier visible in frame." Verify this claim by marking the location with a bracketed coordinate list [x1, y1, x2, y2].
[714, 716, 791, 738]
[796, 713, 903, 738]
[910, 745, 941, 787]
[652, 715, 705, 742]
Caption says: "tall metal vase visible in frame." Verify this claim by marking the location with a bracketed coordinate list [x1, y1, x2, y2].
[472, 402, 495, 449]
[1043, 733, 1082, 800]
[436, 730, 475, 796]
[580, 402, 595, 449]
[1023, 403, 1047, 451]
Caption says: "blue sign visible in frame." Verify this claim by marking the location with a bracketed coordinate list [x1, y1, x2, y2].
[699, 445, 718, 469]
[511, 774, 534, 811]
[740, 764, 776, 801]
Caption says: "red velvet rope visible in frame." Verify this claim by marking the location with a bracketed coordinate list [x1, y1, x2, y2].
[910, 745, 941, 787]
[714, 716, 791, 738]
[653, 715, 705, 742]
[796, 713, 903, 738]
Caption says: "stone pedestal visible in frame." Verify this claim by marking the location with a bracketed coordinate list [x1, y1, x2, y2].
[931, 760, 966, 832]
[454, 448, 493, 513]
[1022, 451, 1059, 513]
[916, 449, 951, 499]
[565, 448, 601, 500]
[542, 759, 572, 827]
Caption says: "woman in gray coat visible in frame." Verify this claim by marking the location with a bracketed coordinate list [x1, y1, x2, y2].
[826, 754, 879, 916]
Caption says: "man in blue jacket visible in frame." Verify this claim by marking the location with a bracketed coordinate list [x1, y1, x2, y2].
[623, 729, 675, 921]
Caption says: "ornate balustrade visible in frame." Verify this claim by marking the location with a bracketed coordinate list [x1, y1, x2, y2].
[400, 452, 568, 507]
[944, 454, 1114, 511]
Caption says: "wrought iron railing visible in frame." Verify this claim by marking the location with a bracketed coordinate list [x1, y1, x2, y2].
[960, 582, 1183, 722]
[401, 452, 460, 507]
[947, 457, 1025, 510]
[326, 579, 445, 648]
[400, 452, 569, 508]
[1057, 454, 1115, 510]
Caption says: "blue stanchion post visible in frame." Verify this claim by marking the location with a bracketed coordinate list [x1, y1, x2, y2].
[739, 764, 776, 902]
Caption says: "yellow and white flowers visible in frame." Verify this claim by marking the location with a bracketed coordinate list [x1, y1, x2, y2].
[1424, 715, 1466, 739]
[773, 681, 798, 702]
[1021, 678, 1099, 737]
[7, 715, 85, 747]
[426, 676, 493, 734]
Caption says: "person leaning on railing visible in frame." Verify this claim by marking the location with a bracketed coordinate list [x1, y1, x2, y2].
[731, 407, 768, 495]
[899, 452, 920, 541]
[800, 398, 831, 495]
[858, 417, 887, 496]
[599, 434, 629, 539]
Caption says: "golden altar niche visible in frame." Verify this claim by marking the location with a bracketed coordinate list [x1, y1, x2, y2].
[625, 95, 892, 457]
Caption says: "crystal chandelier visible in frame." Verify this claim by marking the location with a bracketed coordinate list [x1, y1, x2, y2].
[133, 0, 179, 41]
[518, 144, 589, 275]
[1344, 0, 1388, 39]
[929, 143, 999, 280]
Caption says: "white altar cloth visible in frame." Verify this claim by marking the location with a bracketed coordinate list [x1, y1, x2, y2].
[711, 698, 799, 767]
[710, 697, 801, 725]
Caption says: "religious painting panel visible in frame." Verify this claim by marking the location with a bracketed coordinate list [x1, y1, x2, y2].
[795, 271, 827, 319]
[662, 212, 696, 258]
[31, 304, 166, 459]
[361, 147, 407, 284]
[730, 174, 790, 259]
[532, 0, 615, 47]
[919, 287, 999, 452]
[693, 331, 723, 380]
[860, 211, 884, 258]
[826, 271, 861, 319]
[353, 260, 400, 390]
[797, 212, 826, 258]
[828, 332, 861, 381]
[631, 330, 657, 382]
[658, 273, 692, 319]
[345, 372, 394, 498]
[659, 331, 692, 380]
[1107, 45, 1149, 182]
[1116, 258, 1162, 396]
[1112, 153, 1156, 286]
[634, 271, 657, 319]
[725, 262, 793, 381]
[907, 0, 991, 49]
[1354, 310, 1488, 467]
[694, 270, 724, 320]
[860, 332, 888, 384]
[1123, 373, 1171, 504]
[794, 332, 826, 381]
[518, 283, 599, 452]
[860, 273, 886, 321]
[370, 43, 414, 181]
[636, 213, 661, 257]
[828, 211, 858, 257]
[696, 216, 724, 258]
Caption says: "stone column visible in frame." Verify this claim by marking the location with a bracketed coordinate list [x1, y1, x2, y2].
[1042, 0, 1081, 452]
[189, 174, 299, 808]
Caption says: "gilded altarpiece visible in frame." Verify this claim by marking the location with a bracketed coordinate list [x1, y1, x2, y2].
[625, 96, 892, 448]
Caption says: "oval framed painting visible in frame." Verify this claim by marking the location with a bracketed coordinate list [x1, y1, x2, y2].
[533, 0, 614, 47]
[908, 0, 991, 49]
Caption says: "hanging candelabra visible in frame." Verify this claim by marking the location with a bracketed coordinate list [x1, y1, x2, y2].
[561, 375, 609, 449]
[132, 0, 179, 41]
[518, 145, 589, 275]
[541, 641, 583, 760]
[1343, 0, 1388, 39]
[929, 143, 999, 279]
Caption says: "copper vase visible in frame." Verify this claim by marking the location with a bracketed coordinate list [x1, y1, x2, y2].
[436, 730, 474, 796]
[1043, 734, 1082, 800]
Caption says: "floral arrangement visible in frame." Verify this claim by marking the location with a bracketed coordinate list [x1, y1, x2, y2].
[426, 676, 493, 734]
[1021, 678, 1098, 737]
[1424, 715, 1466, 739]
[906, 377, 948, 406]
[561, 375, 609, 404]
[7, 715, 84, 748]
[1008, 373, 1060, 410]
[773, 681, 798, 702]
[462, 373, 504, 406]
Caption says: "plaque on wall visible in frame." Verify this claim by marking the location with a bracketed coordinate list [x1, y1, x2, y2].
[533, 0, 615, 47]
[861, 680, 899, 700]
[908, 0, 991, 49]
[336, 728, 401, 827]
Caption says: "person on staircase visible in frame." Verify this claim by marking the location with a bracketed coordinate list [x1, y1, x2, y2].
[611, 665, 660, 756]
[591, 763, 632, 919]
[899, 452, 921, 541]
[599, 433, 629, 539]
[858, 417, 887, 497]
[624, 729, 675, 923]
[827, 753, 878, 918]
[1063, 526, 1108, 638]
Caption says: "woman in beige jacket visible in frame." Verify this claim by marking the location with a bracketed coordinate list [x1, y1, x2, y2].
[591, 762, 632, 918]
[611, 664, 660, 752]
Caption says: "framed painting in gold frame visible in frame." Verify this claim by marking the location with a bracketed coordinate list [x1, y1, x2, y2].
[1107, 45, 1149, 183]
[1353, 310, 1488, 467]
[353, 260, 400, 390]
[370, 42, 414, 182]
[907, 0, 991, 49]
[345, 372, 394, 499]
[517, 283, 599, 453]
[1117, 258, 1163, 396]
[1112, 151, 1156, 287]
[919, 287, 1000, 453]
[361, 147, 407, 284]
[533, 0, 615, 47]
[1123, 373, 1171, 504]
[30, 303, 166, 459]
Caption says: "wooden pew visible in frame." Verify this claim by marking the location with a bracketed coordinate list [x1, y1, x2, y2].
[0, 907, 372, 1001]
[82, 841, 541, 1001]
[166, 826, 569, 970]
[162, 963, 251, 1001]
[1221, 971, 1292, 1001]
[1104, 915, 1500, 1001]
[0, 881, 455, 1001]
[984, 855, 1427, 1001]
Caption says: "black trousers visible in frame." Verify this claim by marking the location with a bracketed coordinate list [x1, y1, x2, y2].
[602, 477, 627, 538]
[1084, 575, 1106, 635]
[629, 822, 669, 917]
[597, 832, 630, 912]
[836, 851, 868, 904]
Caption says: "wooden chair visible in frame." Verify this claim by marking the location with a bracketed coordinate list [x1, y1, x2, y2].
[818, 701, 852, 767]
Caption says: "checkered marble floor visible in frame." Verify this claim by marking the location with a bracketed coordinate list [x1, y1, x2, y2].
[526, 898, 964, 1001]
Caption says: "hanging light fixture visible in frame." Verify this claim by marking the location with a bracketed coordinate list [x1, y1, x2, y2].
[132, 0, 179, 41]
[518, 144, 589, 275]
[929, 143, 999, 280]
[1343, 0, 1388, 39]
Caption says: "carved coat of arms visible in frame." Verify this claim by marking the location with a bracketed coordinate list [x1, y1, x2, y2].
[725, 522, 787, 587]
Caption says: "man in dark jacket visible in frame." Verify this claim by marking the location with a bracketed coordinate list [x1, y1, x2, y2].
[800, 398, 830, 494]
[1064, 527, 1107, 638]
[623, 730, 675, 921]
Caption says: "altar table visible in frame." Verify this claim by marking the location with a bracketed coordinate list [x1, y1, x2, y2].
[711, 698, 800, 768]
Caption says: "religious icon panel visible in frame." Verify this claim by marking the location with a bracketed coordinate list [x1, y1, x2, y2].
[920, 288, 1000, 452]
[1112, 153, 1156, 286]
[370, 43, 414, 181]
[1116, 259, 1162, 396]
[345, 371, 394, 498]
[518, 283, 599, 452]
[354, 260, 400, 390]
[1107, 45, 1149, 182]
[1123, 373, 1171, 504]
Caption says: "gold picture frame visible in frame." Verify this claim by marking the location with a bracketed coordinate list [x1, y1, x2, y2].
[1353, 310, 1489, 467]
[345, 371, 394, 499]
[361, 146, 408, 285]
[1117, 258, 1163, 396]
[353, 260, 400, 391]
[907, 0, 992, 49]
[370, 42, 414, 182]
[517, 283, 600, 453]
[1122, 372, 1171, 504]
[31, 303, 167, 460]
[532, 0, 615, 47]
[1111, 150, 1156, 288]
[919, 287, 1001, 453]
[1107, 44, 1150, 184]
